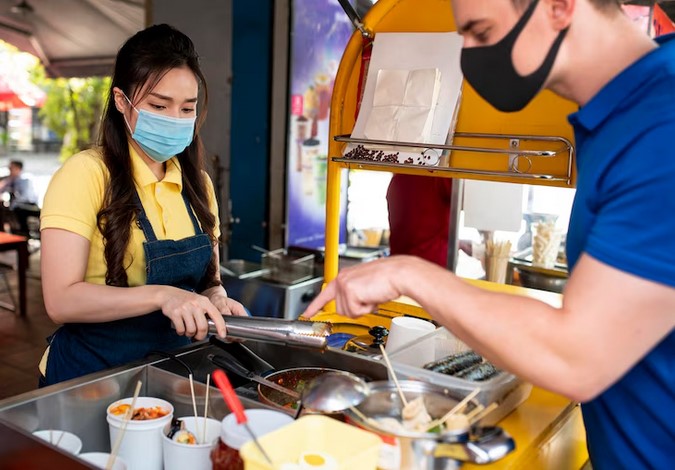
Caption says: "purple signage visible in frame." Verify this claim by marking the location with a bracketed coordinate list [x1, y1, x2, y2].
[285, 0, 352, 248]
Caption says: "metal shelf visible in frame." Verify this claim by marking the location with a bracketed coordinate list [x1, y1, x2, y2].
[333, 132, 575, 184]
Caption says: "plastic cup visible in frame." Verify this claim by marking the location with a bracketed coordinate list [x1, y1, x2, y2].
[162, 417, 221, 470]
[79, 452, 128, 470]
[485, 253, 510, 284]
[32, 430, 83, 455]
[106, 397, 174, 470]
[385, 317, 436, 364]
[532, 223, 563, 269]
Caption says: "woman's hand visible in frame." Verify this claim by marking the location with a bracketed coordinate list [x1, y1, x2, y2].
[159, 286, 226, 340]
[206, 287, 248, 318]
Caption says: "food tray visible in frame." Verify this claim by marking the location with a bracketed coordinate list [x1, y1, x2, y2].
[388, 327, 532, 424]
[240, 415, 381, 470]
[261, 249, 315, 284]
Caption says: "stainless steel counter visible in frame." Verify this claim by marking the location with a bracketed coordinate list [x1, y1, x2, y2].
[0, 339, 387, 467]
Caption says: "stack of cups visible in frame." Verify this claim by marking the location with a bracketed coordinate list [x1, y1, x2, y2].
[384, 317, 436, 365]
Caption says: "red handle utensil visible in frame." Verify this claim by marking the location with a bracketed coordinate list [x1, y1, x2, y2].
[212, 369, 273, 465]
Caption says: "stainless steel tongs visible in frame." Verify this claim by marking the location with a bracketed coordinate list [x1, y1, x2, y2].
[208, 316, 332, 349]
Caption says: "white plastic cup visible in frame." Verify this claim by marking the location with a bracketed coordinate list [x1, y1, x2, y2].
[106, 397, 174, 470]
[79, 452, 128, 470]
[32, 430, 83, 455]
[385, 317, 436, 364]
[162, 417, 221, 470]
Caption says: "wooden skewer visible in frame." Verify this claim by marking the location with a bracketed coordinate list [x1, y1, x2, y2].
[426, 387, 480, 431]
[469, 402, 498, 425]
[188, 374, 199, 436]
[464, 404, 485, 422]
[379, 344, 408, 407]
[349, 405, 380, 428]
[202, 373, 211, 445]
[107, 380, 142, 470]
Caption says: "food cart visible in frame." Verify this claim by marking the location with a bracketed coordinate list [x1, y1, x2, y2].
[0, 0, 589, 468]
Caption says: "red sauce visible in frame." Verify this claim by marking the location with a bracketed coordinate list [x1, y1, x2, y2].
[210, 440, 243, 470]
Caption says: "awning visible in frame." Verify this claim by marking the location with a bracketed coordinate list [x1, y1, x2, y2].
[0, 73, 45, 110]
[0, 0, 144, 78]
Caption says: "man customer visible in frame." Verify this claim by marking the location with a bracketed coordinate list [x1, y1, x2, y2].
[0, 160, 39, 235]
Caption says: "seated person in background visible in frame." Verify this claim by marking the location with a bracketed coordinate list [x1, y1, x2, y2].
[0, 160, 39, 235]
[386, 174, 453, 267]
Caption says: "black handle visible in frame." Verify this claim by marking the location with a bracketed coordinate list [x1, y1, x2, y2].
[336, 0, 362, 26]
[209, 336, 274, 374]
[369, 326, 389, 346]
[208, 352, 253, 380]
[336, 0, 370, 37]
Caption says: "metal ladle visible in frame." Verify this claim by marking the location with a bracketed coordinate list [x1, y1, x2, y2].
[300, 371, 370, 413]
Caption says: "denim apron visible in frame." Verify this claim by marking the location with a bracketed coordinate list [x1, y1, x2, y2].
[43, 189, 213, 386]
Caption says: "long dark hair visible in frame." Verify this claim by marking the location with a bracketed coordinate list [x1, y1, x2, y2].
[97, 24, 217, 287]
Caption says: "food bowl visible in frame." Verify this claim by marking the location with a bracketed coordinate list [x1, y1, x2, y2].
[344, 381, 514, 470]
[516, 268, 567, 293]
[258, 367, 342, 413]
[346, 380, 477, 441]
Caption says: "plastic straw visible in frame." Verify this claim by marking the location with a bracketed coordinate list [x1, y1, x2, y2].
[107, 380, 142, 470]
[202, 373, 210, 445]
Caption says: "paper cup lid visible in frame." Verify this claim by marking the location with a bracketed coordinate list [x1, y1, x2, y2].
[221, 409, 293, 449]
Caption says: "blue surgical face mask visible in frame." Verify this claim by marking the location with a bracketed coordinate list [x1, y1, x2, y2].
[122, 93, 196, 163]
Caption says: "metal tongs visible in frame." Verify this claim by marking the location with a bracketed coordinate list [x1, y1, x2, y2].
[208, 317, 332, 349]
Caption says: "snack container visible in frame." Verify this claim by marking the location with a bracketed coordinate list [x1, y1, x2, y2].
[389, 327, 532, 422]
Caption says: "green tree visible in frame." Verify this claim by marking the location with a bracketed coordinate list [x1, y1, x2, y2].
[30, 64, 110, 160]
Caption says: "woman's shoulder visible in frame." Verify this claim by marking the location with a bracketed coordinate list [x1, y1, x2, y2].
[65, 148, 106, 167]
[59, 148, 109, 179]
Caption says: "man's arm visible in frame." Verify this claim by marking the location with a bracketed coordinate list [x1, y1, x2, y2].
[304, 254, 675, 402]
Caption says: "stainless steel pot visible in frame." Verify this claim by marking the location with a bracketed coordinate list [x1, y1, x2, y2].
[516, 267, 567, 293]
[345, 380, 515, 469]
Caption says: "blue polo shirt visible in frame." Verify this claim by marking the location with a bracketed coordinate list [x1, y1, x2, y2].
[567, 34, 675, 469]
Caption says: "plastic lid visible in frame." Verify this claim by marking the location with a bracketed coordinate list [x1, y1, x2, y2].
[221, 409, 293, 449]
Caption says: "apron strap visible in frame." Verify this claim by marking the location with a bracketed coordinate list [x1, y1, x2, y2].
[132, 186, 204, 243]
[180, 189, 203, 235]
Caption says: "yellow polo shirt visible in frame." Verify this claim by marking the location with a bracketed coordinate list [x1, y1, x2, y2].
[41, 146, 221, 287]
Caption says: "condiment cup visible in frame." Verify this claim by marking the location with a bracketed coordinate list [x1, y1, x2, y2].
[32, 429, 83, 455]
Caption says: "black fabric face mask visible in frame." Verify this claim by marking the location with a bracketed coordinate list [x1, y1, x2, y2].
[460, 0, 569, 112]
